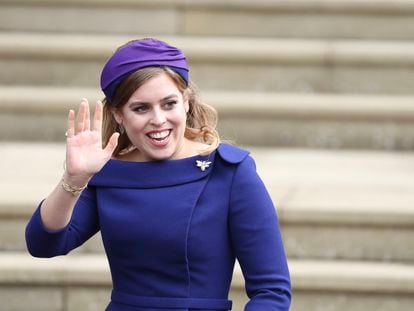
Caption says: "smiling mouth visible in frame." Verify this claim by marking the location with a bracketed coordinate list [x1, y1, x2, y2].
[146, 130, 171, 142]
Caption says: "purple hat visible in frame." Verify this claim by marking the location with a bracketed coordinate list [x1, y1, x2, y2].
[100, 38, 189, 100]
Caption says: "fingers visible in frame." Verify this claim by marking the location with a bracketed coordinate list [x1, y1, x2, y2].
[70, 98, 102, 137]
[93, 101, 103, 132]
[84, 99, 91, 131]
[76, 99, 87, 134]
[67, 109, 75, 138]
[104, 132, 120, 156]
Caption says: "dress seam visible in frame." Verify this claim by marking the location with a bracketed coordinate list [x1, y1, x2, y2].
[184, 171, 214, 297]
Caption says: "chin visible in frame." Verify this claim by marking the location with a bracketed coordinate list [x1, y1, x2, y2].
[143, 148, 176, 161]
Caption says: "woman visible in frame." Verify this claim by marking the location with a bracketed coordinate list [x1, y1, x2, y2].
[25, 38, 291, 311]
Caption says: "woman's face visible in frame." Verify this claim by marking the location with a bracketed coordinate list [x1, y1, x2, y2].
[113, 72, 189, 161]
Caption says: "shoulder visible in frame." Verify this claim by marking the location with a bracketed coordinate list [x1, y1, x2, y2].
[216, 143, 251, 164]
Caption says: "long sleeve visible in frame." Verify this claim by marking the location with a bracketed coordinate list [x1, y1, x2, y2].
[229, 156, 291, 310]
[25, 186, 99, 257]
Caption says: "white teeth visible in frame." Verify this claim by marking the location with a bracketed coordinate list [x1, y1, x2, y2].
[148, 130, 170, 139]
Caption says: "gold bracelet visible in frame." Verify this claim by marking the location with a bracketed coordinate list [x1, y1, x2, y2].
[61, 178, 87, 196]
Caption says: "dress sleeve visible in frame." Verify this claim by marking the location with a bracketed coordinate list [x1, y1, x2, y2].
[25, 186, 99, 258]
[229, 156, 291, 310]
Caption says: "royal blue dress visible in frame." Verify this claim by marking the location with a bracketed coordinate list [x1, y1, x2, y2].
[25, 143, 291, 311]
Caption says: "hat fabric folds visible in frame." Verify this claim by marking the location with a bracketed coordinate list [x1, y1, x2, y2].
[100, 38, 189, 100]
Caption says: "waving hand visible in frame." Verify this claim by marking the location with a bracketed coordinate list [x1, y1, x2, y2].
[65, 98, 119, 182]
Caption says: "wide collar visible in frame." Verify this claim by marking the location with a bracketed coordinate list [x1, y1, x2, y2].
[88, 143, 249, 189]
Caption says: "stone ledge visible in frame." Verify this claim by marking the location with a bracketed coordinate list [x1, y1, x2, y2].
[1, 33, 414, 66]
[1, 253, 414, 294]
[1, 86, 414, 122]
[288, 260, 414, 294]
[1, 143, 414, 227]
[2, 0, 414, 13]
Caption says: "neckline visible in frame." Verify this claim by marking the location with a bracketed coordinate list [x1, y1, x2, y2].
[89, 150, 216, 189]
[109, 151, 211, 165]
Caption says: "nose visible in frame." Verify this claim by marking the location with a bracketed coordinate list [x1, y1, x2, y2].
[150, 108, 166, 126]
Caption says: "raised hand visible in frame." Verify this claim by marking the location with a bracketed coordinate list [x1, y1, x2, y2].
[64, 98, 119, 184]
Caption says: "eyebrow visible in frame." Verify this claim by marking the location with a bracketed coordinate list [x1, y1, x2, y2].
[128, 94, 179, 106]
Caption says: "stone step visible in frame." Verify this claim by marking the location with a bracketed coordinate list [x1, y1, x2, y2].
[1, 33, 414, 94]
[253, 148, 414, 262]
[2, 86, 414, 149]
[0, 252, 413, 311]
[2, 0, 414, 40]
[2, 143, 414, 262]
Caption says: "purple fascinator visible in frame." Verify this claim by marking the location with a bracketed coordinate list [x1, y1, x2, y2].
[100, 38, 189, 101]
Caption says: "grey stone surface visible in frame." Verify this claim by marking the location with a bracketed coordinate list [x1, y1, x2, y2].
[1, 86, 414, 149]
[2, 0, 414, 40]
[66, 287, 111, 311]
[184, 9, 414, 40]
[4, 111, 414, 150]
[282, 224, 414, 262]
[219, 119, 414, 150]
[0, 5, 179, 35]
[0, 253, 111, 285]
[0, 58, 103, 88]
[2, 34, 414, 94]
[0, 286, 62, 311]
[290, 291, 414, 311]
[3, 56, 414, 95]
[0, 220, 26, 251]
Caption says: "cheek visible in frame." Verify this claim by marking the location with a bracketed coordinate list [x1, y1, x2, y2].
[123, 116, 147, 133]
[177, 111, 188, 127]
[169, 107, 187, 124]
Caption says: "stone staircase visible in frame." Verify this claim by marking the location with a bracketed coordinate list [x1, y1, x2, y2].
[2, 143, 414, 311]
[0, 0, 414, 310]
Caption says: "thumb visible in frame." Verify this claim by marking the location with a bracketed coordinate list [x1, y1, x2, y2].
[104, 132, 120, 156]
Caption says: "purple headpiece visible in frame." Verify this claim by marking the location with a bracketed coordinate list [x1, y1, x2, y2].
[100, 38, 189, 101]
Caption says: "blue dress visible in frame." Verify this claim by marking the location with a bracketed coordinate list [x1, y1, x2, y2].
[25, 143, 291, 311]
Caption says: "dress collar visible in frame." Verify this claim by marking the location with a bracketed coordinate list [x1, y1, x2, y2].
[88, 143, 249, 189]
[89, 151, 215, 189]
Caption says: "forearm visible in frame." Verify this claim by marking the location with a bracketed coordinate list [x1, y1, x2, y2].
[26, 174, 99, 258]
[26, 99, 114, 256]
[40, 172, 91, 231]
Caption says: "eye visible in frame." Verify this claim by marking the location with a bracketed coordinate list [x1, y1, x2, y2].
[132, 105, 148, 113]
[163, 101, 177, 109]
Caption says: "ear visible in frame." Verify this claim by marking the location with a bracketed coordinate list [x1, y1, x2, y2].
[111, 108, 123, 124]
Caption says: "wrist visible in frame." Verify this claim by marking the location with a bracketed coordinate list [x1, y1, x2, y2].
[61, 178, 87, 196]
[61, 172, 91, 196]
[62, 172, 92, 189]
